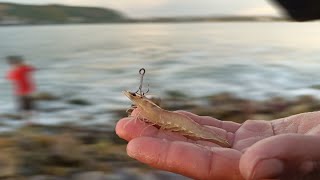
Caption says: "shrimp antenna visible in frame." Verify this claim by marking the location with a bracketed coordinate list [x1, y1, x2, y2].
[135, 68, 149, 96]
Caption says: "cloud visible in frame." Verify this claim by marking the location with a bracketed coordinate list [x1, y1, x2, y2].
[122, 0, 282, 17]
[239, 5, 281, 16]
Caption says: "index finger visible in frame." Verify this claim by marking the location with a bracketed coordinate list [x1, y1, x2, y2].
[127, 137, 242, 180]
[116, 117, 228, 147]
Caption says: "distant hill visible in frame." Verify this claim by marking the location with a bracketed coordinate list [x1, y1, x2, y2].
[0, 2, 287, 26]
[0, 3, 126, 25]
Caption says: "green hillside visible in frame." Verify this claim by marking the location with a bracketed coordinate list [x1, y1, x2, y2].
[0, 3, 126, 24]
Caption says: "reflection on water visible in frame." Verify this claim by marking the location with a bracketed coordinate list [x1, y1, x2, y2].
[1, 22, 320, 126]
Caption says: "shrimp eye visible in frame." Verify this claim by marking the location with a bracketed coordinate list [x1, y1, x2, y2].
[130, 92, 136, 96]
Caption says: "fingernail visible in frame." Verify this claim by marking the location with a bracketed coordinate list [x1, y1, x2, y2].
[127, 140, 139, 158]
[251, 159, 284, 180]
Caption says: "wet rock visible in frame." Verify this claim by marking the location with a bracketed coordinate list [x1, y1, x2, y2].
[32, 92, 60, 101]
[0, 125, 182, 179]
[165, 90, 188, 100]
[67, 99, 92, 106]
[72, 171, 107, 180]
[29, 175, 66, 180]
[263, 97, 291, 113]
[0, 148, 18, 177]
[16, 134, 58, 175]
[75, 133, 99, 145]
[116, 168, 144, 180]
[0, 113, 23, 120]
[16, 133, 88, 176]
[161, 91, 199, 111]
[37, 106, 69, 113]
[49, 134, 86, 166]
[296, 95, 316, 104]
[0, 138, 15, 148]
[145, 171, 191, 180]
[162, 100, 198, 111]
[190, 103, 250, 122]
[207, 92, 242, 106]
[280, 104, 312, 117]
[91, 141, 129, 162]
[251, 101, 275, 114]
[111, 109, 129, 119]
[249, 114, 273, 120]
[102, 174, 123, 180]
[189, 106, 215, 116]
[16, 134, 55, 151]
[41, 166, 75, 177]
[111, 134, 127, 145]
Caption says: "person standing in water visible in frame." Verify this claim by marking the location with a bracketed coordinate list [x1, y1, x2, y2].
[6, 56, 36, 122]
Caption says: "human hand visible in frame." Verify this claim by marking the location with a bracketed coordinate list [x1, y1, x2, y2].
[116, 110, 320, 180]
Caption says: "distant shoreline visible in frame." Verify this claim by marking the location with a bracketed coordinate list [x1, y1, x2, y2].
[127, 16, 288, 23]
[0, 2, 290, 26]
[0, 16, 290, 27]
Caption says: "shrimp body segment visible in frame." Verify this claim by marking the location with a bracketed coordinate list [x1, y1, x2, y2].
[123, 91, 231, 148]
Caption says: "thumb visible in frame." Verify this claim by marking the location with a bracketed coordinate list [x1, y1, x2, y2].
[239, 134, 320, 180]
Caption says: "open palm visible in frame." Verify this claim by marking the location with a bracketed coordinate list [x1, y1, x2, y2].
[116, 110, 320, 180]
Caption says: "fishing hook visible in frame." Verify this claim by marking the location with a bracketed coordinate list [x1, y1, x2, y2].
[135, 68, 149, 96]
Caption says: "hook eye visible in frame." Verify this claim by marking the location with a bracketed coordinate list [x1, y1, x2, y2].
[139, 68, 146, 75]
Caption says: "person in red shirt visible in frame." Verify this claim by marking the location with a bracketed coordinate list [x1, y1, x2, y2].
[6, 56, 36, 121]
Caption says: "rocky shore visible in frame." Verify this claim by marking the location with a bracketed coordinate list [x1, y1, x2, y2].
[0, 90, 319, 179]
[0, 124, 190, 180]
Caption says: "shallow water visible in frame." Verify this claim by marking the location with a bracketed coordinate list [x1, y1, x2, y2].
[1, 22, 320, 126]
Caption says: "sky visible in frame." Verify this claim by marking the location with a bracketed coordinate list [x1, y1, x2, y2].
[0, 0, 282, 18]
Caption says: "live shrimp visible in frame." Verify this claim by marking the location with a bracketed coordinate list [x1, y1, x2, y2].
[123, 90, 231, 148]
[124, 68, 231, 147]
